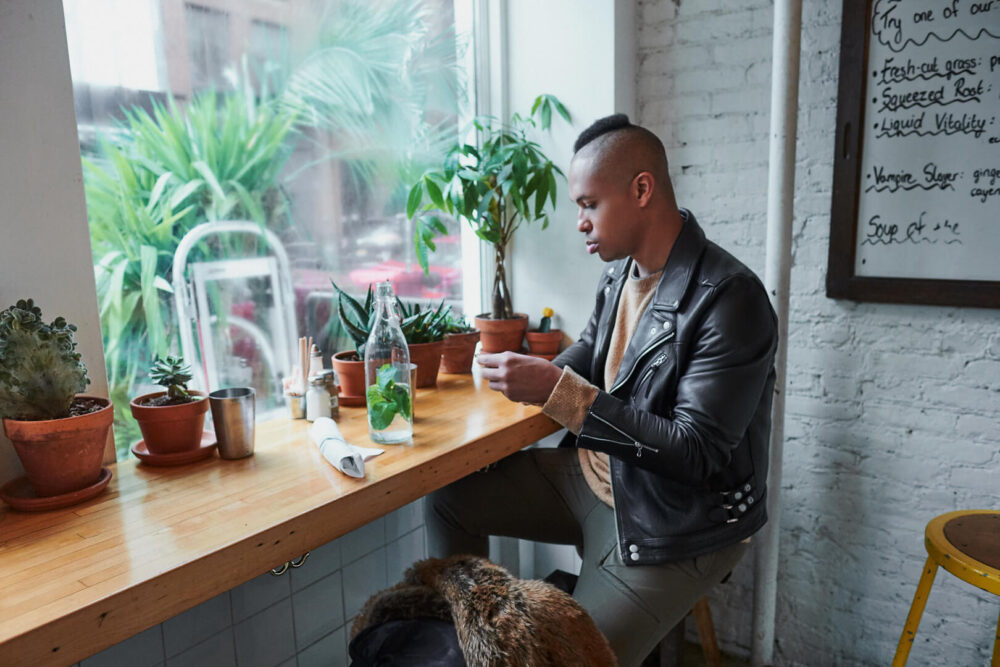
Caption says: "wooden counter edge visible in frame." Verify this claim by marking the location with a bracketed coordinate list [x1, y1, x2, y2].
[0, 412, 559, 667]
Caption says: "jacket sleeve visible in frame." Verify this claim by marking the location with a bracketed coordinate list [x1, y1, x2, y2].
[574, 275, 777, 485]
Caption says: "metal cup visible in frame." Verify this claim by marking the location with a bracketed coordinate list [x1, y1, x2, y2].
[209, 387, 256, 459]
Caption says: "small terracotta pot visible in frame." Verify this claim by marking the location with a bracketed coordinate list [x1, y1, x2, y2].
[525, 330, 562, 355]
[3, 395, 113, 497]
[441, 330, 481, 374]
[332, 350, 366, 406]
[407, 340, 445, 388]
[474, 313, 528, 354]
[130, 391, 208, 455]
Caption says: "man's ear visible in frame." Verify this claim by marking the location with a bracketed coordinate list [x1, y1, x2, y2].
[633, 171, 655, 207]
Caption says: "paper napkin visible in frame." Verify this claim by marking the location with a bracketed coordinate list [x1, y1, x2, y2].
[309, 418, 384, 478]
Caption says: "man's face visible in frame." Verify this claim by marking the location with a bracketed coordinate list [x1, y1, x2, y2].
[568, 155, 639, 262]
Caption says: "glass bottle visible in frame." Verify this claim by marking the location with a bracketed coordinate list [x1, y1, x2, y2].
[364, 282, 413, 443]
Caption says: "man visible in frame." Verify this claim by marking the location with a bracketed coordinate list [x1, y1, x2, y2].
[425, 114, 778, 666]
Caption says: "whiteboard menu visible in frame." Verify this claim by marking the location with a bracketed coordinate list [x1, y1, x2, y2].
[828, 0, 1000, 307]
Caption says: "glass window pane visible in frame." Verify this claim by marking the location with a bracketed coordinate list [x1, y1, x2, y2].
[65, 0, 472, 457]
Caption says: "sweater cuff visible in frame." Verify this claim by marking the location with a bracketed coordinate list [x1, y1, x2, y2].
[542, 367, 600, 435]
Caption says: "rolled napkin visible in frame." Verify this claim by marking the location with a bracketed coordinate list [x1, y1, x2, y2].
[310, 418, 384, 478]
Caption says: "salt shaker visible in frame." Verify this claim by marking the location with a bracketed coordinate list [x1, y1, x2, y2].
[306, 375, 332, 422]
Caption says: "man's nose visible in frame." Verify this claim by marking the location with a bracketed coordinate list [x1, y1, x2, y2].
[577, 214, 591, 233]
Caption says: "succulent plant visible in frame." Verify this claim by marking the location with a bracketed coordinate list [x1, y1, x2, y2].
[443, 311, 476, 334]
[538, 307, 554, 333]
[395, 298, 451, 344]
[330, 281, 452, 357]
[149, 355, 194, 402]
[0, 299, 90, 421]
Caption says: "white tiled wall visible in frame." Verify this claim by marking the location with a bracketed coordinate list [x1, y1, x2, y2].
[78, 499, 428, 667]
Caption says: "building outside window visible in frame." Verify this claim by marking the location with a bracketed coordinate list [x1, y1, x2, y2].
[63, 0, 473, 456]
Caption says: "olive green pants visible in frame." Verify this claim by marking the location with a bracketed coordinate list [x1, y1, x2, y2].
[424, 448, 748, 667]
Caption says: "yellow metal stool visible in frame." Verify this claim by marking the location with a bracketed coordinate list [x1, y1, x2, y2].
[892, 510, 1000, 666]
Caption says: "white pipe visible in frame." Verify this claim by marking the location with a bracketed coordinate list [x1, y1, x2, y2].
[752, 0, 802, 664]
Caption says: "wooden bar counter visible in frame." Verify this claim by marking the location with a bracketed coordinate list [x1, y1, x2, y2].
[0, 374, 559, 666]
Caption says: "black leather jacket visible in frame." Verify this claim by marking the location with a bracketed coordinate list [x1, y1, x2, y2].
[554, 210, 778, 565]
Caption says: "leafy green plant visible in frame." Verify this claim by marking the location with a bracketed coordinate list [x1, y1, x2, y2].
[443, 311, 476, 334]
[330, 281, 451, 356]
[0, 299, 90, 421]
[406, 94, 571, 320]
[83, 77, 298, 452]
[148, 356, 196, 404]
[331, 282, 375, 358]
[366, 363, 412, 430]
[395, 299, 451, 344]
[281, 0, 466, 196]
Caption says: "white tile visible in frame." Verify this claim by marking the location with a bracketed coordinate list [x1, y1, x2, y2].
[341, 547, 388, 620]
[385, 527, 426, 585]
[339, 517, 385, 565]
[290, 538, 341, 593]
[165, 628, 235, 667]
[292, 570, 345, 649]
[162, 592, 231, 657]
[81, 625, 163, 667]
[297, 626, 347, 667]
[233, 599, 296, 667]
[230, 570, 291, 623]
[384, 498, 424, 541]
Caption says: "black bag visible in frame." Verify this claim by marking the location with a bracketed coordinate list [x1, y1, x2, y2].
[348, 617, 466, 667]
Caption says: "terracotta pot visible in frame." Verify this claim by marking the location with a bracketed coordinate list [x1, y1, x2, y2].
[130, 391, 208, 455]
[525, 329, 562, 355]
[332, 350, 366, 406]
[3, 395, 113, 497]
[441, 330, 481, 374]
[407, 340, 445, 388]
[474, 313, 528, 354]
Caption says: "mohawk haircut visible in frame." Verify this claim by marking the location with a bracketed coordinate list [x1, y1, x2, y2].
[573, 113, 632, 153]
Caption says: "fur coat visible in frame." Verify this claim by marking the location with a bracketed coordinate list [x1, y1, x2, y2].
[350, 555, 618, 666]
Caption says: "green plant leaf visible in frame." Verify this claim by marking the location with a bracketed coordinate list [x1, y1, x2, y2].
[139, 245, 167, 359]
[424, 176, 444, 209]
[368, 398, 397, 430]
[377, 363, 396, 389]
[393, 384, 411, 419]
[406, 181, 424, 219]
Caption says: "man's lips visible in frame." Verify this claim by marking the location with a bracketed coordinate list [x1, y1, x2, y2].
[586, 240, 599, 255]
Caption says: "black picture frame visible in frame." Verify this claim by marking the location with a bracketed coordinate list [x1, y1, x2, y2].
[826, 0, 1000, 309]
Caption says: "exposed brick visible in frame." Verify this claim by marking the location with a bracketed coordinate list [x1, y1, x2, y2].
[635, 0, 999, 663]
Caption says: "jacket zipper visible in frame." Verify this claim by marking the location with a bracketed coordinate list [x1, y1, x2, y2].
[583, 411, 661, 457]
[639, 353, 669, 398]
[609, 331, 675, 395]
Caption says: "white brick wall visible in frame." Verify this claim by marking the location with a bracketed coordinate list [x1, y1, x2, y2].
[637, 0, 1000, 665]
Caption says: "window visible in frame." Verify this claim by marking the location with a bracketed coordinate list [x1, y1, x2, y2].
[64, 0, 473, 456]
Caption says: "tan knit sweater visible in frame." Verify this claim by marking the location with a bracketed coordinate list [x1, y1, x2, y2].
[542, 268, 661, 507]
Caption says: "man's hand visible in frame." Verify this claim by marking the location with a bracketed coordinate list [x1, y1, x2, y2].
[477, 352, 563, 405]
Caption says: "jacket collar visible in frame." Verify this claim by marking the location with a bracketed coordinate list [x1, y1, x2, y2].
[646, 208, 706, 312]
[599, 209, 708, 392]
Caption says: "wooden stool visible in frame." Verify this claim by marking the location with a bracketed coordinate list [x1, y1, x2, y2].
[655, 596, 722, 667]
[892, 510, 1000, 666]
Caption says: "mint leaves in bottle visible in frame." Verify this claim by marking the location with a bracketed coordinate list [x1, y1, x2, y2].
[364, 282, 412, 443]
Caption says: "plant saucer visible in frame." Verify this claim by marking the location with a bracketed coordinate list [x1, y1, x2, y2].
[132, 432, 217, 467]
[0, 468, 112, 512]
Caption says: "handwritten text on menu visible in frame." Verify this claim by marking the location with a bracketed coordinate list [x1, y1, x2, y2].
[855, 0, 999, 281]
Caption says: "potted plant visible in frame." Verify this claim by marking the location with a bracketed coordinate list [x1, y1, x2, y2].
[331, 282, 452, 398]
[0, 299, 113, 499]
[395, 298, 451, 387]
[440, 312, 480, 374]
[525, 307, 562, 360]
[129, 356, 208, 455]
[330, 283, 374, 406]
[406, 94, 572, 353]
